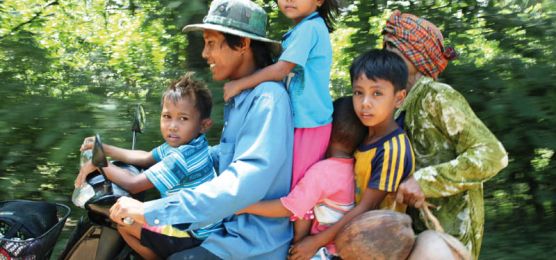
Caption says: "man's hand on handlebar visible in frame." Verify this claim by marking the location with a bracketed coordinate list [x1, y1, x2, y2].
[110, 197, 146, 226]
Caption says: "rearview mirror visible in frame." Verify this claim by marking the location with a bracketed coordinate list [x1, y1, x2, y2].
[131, 104, 145, 134]
[92, 134, 108, 168]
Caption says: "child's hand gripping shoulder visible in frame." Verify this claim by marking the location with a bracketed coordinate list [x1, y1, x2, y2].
[223, 80, 244, 102]
[222, 60, 298, 102]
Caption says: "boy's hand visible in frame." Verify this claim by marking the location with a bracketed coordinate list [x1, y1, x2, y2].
[288, 235, 321, 260]
[396, 176, 425, 208]
[223, 80, 242, 102]
[75, 160, 96, 187]
[80, 136, 95, 152]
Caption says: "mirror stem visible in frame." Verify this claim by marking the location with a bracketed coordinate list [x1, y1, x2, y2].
[98, 167, 112, 193]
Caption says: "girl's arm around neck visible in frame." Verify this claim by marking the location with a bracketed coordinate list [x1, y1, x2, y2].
[236, 199, 293, 218]
[224, 61, 297, 101]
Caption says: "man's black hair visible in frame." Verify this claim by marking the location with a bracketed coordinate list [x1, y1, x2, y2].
[331, 96, 367, 152]
[349, 49, 408, 92]
[223, 33, 275, 69]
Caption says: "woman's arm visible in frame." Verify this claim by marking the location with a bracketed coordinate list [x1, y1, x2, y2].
[414, 86, 508, 198]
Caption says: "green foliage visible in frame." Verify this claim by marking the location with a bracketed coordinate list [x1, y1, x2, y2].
[0, 0, 554, 258]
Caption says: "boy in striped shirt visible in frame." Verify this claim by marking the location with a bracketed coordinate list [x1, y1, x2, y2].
[76, 73, 221, 259]
[286, 49, 415, 258]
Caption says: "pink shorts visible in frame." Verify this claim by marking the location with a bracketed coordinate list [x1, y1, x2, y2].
[291, 123, 332, 220]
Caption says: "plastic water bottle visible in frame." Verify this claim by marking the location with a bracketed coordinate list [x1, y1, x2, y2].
[73, 149, 95, 208]
[74, 140, 95, 208]
[72, 184, 95, 208]
[80, 149, 93, 167]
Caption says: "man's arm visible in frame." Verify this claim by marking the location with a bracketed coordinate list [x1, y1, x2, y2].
[143, 87, 293, 229]
[414, 87, 508, 198]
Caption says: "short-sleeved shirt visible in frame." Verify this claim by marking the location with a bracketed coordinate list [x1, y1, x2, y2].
[280, 12, 333, 128]
[354, 128, 415, 211]
[144, 134, 222, 239]
[280, 157, 355, 254]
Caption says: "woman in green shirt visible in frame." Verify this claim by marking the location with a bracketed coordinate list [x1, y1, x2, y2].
[384, 10, 508, 259]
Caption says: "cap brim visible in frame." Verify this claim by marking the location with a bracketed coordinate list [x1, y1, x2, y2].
[183, 23, 280, 45]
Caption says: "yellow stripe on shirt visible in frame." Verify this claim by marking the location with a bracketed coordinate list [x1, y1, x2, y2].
[379, 141, 390, 190]
[388, 137, 399, 191]
[395, 134, 407, 190]
[355, 148, 376, 204]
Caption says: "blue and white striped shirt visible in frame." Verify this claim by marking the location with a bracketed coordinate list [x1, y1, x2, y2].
[144, 134, 222, 238]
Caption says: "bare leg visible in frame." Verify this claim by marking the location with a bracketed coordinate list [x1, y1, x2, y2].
[117, 223, 159, 260]
[293, 219, 312, 243]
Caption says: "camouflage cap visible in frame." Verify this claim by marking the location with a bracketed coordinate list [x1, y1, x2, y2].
[183, 0, 280, 46]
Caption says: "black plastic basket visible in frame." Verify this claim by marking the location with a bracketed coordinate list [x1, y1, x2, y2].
[0, 200, 71, 260]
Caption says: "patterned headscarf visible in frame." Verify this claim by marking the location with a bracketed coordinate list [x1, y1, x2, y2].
[383, 10, 458, 79]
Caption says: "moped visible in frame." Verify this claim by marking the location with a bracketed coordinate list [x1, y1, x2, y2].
[60, 104, 146, 260]
[0, 104, 146, 260]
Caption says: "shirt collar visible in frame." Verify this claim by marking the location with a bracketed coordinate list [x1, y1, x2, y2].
[229, 88, 252, 108]
[176, 134, 206, 151]
[399, 76, 434, 112]
[283, 12, 320, 39]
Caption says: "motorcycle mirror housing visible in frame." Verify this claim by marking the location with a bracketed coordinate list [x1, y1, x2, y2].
[131, 104, 145, 134]
[92, 134, 108, 168]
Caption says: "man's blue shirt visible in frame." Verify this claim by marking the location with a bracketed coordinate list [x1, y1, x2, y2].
[144, 81, 294, 259]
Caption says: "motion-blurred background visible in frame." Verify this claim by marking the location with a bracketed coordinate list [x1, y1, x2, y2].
[0, 1, 554, 258]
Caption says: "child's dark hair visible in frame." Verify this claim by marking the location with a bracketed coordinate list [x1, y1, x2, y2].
[349, 49, 408, 92]
[331, 96, 367, 152]
[319, 0, 339, 32]
[223, 33, 275, 69]
[162, 73, 212, 119]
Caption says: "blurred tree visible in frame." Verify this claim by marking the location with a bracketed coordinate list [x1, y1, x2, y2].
[0, 0, 554, 258]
